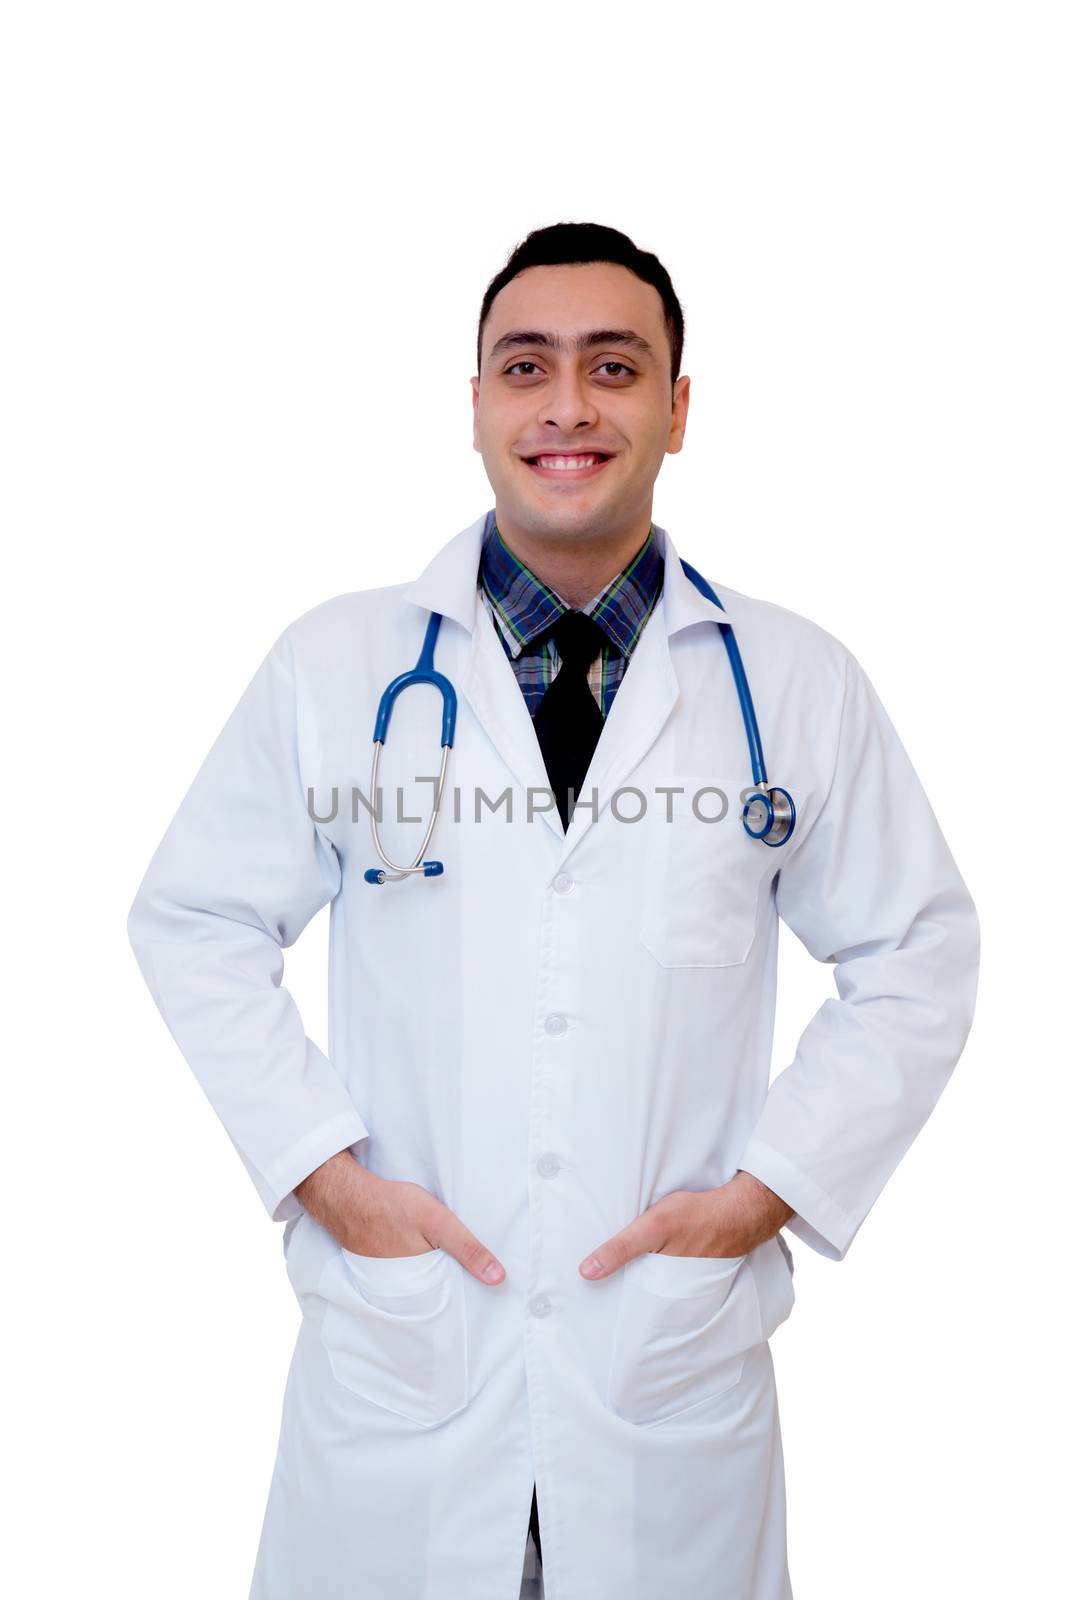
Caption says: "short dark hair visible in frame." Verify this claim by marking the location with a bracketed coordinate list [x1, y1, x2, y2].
[477, 221, 685, 385]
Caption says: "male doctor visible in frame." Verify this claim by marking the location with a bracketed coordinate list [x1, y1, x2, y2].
[127, 221, 980, 1600]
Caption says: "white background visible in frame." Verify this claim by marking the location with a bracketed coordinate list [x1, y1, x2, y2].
[3, 3, 1063, 1595]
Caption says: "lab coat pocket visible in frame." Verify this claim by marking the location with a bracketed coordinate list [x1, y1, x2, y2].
[605, 1250, 762, 1427]
[318, 1246, 470, 1428]
[638, 778, 769, 968]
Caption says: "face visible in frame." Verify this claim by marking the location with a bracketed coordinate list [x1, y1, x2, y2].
[471, 262, 689, 549]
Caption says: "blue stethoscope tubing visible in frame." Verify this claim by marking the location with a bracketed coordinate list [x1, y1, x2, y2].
[678, 559, 796, 850]
[364, 559, 795, 884]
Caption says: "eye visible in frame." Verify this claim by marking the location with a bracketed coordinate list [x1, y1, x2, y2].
[502, 359, 637, 379]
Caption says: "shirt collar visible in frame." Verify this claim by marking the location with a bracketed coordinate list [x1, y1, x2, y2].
[477, 512, 664, 660]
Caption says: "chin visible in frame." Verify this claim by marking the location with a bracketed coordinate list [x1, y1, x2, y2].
[512, 498, 611, 542]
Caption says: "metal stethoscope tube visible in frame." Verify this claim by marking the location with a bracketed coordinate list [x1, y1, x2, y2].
[365, 738, 451, 884]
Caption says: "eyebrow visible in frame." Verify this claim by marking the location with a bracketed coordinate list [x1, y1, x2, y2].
[488, 327, 657, 365]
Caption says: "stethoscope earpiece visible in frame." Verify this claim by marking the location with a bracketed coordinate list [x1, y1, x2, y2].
[364, 860, 444, 886]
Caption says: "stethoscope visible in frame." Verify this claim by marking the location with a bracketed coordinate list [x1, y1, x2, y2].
[364, 558, 796, 884]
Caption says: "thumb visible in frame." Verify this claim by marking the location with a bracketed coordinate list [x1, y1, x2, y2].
[579, 1222, 652, 1280]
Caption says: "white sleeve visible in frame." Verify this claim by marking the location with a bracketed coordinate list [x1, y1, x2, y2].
[736, 649, 980, 1260]
[127, 627, 370, 1223]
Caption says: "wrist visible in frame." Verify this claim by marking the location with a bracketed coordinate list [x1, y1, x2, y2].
[296, 1148, 374, 1219]
[738, 1171, 793, 1242]
[715, 1174, 786, 1254]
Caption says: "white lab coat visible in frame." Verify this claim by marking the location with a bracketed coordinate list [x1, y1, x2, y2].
[127, 510, 979, 1599]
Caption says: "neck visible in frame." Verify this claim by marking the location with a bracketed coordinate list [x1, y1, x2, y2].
[493, 511, 653, 609]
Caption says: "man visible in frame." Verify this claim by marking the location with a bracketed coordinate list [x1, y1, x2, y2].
[127, 221, 980, 1599]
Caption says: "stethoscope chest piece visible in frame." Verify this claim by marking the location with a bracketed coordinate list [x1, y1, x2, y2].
[742, 786, 797, 847]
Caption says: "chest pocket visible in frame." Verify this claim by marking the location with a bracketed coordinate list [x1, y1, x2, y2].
[638, 777, 771, 969]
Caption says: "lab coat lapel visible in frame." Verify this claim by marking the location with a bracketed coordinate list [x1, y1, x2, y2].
[550, 594, 677, 866]
[401, 510, 565, 843]
[399, 511, 488, 637]
[552, 524, 729, 868]
[461, 595, 566, 842]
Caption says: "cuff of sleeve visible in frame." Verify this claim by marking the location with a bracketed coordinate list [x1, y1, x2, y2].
[736, 1138, 859, 1262]
[264, 1108, 371, 1224]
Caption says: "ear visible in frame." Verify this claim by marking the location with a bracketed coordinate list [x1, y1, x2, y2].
[667, 374, 690, 455]
[470, 375, 481, 453]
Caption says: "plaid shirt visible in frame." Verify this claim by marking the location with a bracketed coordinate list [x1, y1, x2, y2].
[477, 512, 664, 718]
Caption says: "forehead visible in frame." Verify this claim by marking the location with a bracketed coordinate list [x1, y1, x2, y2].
[484, 262, 667, 357]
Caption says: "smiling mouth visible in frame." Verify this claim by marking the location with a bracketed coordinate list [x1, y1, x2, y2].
[522, 452, 614, 479]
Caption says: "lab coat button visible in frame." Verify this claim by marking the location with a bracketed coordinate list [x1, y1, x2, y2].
[544, 1013, 568, 1036]
[552, 872, 574, 894]
[530, 1295, 553, 1318]
[537, 1153, 560, 1178]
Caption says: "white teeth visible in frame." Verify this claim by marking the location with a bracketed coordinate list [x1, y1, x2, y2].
[534, 455, 602, 471]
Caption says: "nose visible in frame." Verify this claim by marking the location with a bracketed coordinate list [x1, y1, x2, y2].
[537, 367, 599, 434]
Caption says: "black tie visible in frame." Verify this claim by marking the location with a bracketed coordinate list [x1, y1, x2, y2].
[526, 609, 607, 831]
